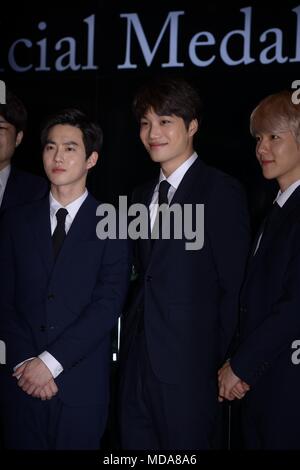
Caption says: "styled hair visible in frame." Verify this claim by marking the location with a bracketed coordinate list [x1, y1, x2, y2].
[0, 89, 27, 133]
[41, 108, 103, 158]
[250, 90, 300, 143]
[132, 75, 203, 129]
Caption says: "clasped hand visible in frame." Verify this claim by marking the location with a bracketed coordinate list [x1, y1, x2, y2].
[13, 357, 58, 400]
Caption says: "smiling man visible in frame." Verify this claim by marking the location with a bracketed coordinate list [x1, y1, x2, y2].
[0, 108, 131, 449]
[218, 90, 300, 449]
[119, 75, 250, 450]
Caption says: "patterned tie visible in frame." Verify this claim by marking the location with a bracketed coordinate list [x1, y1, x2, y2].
[52, 208, 68, 260]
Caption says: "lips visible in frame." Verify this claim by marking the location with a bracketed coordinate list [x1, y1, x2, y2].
[52, 168, 66, 173]
[149, 143, 166, 148]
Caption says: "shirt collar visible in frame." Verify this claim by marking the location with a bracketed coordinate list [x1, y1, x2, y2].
[0, 164, 11, 188]
[49, 189, 88, 220]
[158, 152, 198, 189]
[275, 179, 300, 207]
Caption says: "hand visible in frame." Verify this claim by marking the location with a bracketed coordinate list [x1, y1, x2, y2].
[218, 361, 250, 402]
[13, 357, 53, 396]
[32, 379, 59, 400]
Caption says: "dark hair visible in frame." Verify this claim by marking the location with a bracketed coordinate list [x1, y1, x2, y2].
[0, 89, 27, 133]
[133, 75, 203, 129]
[41, 108, 103, 158]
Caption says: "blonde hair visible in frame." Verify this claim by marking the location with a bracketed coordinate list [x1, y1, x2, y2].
[250, 90, 300, 143]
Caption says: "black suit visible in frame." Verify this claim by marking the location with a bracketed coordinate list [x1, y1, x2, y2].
[0, 166, 48, 215]
[231, 185, 300, 449]
[120, 158, 250, 449]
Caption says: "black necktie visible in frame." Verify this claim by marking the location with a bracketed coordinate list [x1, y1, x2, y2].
[152, 180, 171, 241]
[253, 202, 280, 255]
[52, 208, 68, 260]
[158, 180, 171, 205]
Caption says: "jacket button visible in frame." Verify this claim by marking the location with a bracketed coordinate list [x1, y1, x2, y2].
[146, 275, 152, 282]
[240, 306, 247, 313]
[47, 293, 55, 300]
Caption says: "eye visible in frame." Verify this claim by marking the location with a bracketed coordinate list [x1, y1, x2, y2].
[66, 146, 75, 151]
[271, 134, 280, 140]
[160, 118, 172, 125]
[255, 135, 261, 142]
[140, 120, 149, 128]
[45, 143, 54, 151]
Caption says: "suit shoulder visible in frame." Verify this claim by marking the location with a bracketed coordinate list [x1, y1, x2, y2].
[0, 198, 46, 230]
[11, 168, 49, 200]
[198, 164, 245, 205]
[131, 178, 156, 203]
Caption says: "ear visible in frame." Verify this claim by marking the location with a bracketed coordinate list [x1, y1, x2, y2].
[188, 119, 198, 137]
[15, 131, 24, 147]
[86, 151, 98, 169]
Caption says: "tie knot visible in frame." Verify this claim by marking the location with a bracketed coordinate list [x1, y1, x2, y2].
[158, 180, 171, 205]
[55, 207, 68, 224]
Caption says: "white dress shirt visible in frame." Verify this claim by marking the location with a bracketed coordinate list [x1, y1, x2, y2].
[15, 190, 89, 379]
[149, 152, 198, 230]
[0, 164, 11, 207]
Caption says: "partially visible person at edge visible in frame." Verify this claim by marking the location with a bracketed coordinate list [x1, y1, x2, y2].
[218, 90, 300, 450]
[0, 88, 48, 215]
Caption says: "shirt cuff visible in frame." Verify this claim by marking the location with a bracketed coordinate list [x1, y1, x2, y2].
[13, 357, 35, 379]
[38, 351, 63, 378]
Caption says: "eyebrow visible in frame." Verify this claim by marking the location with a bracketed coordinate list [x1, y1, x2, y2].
[45, 139, 79, 146]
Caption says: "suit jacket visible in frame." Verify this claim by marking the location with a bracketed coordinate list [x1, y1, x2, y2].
[0, 166, 48, 215]
[121, 158, 250, 392]
[231, 186, 300, 395]
[0, 194, 131, 406]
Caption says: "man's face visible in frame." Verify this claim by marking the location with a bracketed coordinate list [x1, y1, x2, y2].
[42, 124, 97, 192]
[255, 130, 300, 191]
[139, 108, 197, 176]
[0, 116, 23, 171]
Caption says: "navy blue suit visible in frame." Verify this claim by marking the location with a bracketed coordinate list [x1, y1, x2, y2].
[0, 166, 48, 215]
[0, 194, 131, 449]
[120, 158, 250, 449]
[231, 186, 300, 449]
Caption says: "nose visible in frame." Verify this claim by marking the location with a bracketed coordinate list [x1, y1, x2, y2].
[54, 147, 64, 163]
[257, 138, 269, 156]
[148, 122, 161, 140]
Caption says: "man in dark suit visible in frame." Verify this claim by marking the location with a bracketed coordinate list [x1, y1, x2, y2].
[0, 108, 131, 449]
[0, 89, 48, 215]
[119, 76, 250, 450]
[218, 90, 300, 449]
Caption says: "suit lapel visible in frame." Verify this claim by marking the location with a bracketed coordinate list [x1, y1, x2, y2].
[31, 197, 53, 275]
[246, 185, 300, 278]
[136, 180, 156, 268]
[1, 167, 19, 212]
[149, 158, 208, 259]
